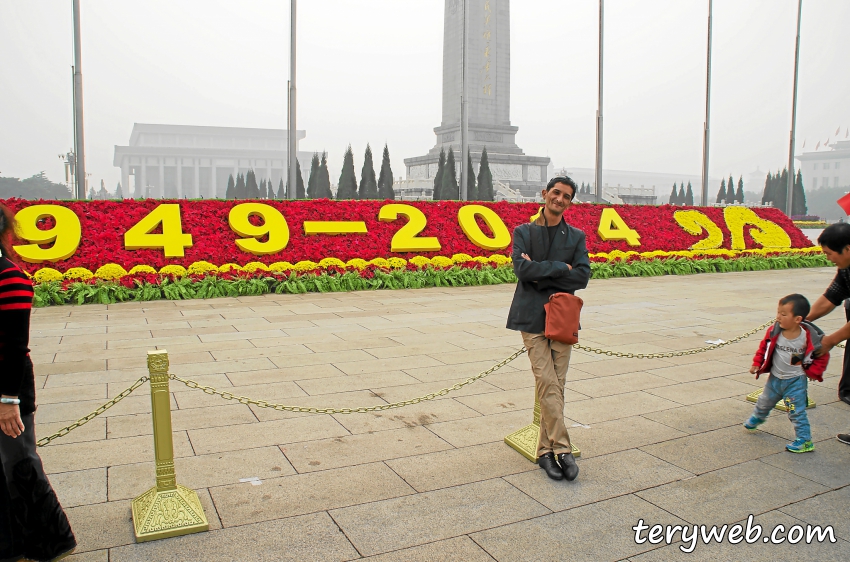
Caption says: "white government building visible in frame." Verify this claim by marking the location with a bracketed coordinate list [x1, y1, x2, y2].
[797, 135, 850, 190]
[113, 124, 313, 199]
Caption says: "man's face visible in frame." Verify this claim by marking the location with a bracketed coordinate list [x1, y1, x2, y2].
[821, 244, 850, 269]
[541, 182, 574, 216]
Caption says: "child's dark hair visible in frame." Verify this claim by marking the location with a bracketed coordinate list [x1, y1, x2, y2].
[0, 203, 16, 261]
[780, 293, 810, 319]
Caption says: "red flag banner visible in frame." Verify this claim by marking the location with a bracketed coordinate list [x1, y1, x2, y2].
[838, 193, 850, 216]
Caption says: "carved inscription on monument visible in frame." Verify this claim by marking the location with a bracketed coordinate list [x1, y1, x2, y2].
[473, 132, 502, 143]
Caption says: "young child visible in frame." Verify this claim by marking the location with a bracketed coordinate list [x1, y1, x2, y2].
[744, 294, 828, 453]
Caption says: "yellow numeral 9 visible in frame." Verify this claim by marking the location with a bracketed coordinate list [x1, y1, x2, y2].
[458, 205, 511, 250]
[229, 203, 290, 255]
[378, 204, 441, 252]
[13, 205, 82, 263]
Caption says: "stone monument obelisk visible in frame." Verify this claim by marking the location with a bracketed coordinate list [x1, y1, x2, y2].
[404, 0, 550, 198]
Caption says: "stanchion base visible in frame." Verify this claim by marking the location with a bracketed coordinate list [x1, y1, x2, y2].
[746, 389, 816, 411]
[505, 423, 581, 462]
[132, 484, 209, 543]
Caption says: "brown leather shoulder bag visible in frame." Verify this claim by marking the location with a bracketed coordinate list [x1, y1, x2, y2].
[544, 292, 583, 344]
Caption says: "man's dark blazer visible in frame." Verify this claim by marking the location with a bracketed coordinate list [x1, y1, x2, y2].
[506, 213, 591, 334]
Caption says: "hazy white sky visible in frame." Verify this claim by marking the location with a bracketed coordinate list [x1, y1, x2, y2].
[1, 0, 848, 192]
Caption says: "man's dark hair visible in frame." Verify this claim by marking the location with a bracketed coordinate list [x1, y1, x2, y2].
[817, 223, 850, 253]
[779, 293, 810, 319]
[546, 176, 577, 198]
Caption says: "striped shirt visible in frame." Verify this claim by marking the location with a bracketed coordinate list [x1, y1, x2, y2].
[0, 256, 36, 414]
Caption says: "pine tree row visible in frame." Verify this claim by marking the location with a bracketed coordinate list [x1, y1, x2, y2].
[667, 181, 696, 205]
[761, 169, 807, 216]
[713, 175, 745, 205]
[431, 146, 495, 201]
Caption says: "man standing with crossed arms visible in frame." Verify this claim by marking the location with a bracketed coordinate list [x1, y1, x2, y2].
[506, 176, 591, 481]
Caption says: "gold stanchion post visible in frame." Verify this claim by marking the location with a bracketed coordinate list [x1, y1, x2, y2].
[746, 388, 815, 411]
[132, 350, 208, 542]
[504, 394, 580, 462]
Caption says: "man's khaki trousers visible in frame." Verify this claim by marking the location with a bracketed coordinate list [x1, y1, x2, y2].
[521, 332, 572, 457]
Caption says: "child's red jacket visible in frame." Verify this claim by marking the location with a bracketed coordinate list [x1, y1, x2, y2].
[752, 321, 828, 382]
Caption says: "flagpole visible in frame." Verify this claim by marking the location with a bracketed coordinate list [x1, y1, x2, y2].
[594, 0, 604, 203]
[701, 0, 713, 207]
[787, 0, 802, 216]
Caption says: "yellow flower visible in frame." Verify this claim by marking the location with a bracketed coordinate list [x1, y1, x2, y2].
[387, 257, 407, 269]
[128, 265, 157, 275]
[472, 256, 490, 264]
[430, 256, 454, 268]
[187, 261, 219, 275]
[34, 268, 64, 283]
[451, 253, 474, 263]
[159, 265, 187, 277]
[345, 258, 369, 270]
[243, 262, 269, 272]
[94, 264, 128, 280]
[488, 254, 512, 265]
[318, 257, 346, 268]
[269, 261, 294, 272]
[64, 267, 93, 281]
[218, 263, 243, 273]
[292, 260, 319, 271]
[369, 257, 390, 269]
[409, 256, 431, 268]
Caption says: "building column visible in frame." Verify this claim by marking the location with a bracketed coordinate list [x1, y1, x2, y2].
[121, 160, 129, 200]
[158, 158, 165, 199]
[140, 162, 147, 198]
[177, 159, 183, 199]
[194, 159, 200, 198]
[210, 161, 217, 199]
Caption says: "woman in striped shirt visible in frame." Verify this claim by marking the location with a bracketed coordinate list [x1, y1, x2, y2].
[0, 204, 76, 562]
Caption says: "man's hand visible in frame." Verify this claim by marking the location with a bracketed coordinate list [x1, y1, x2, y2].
[520, 253, 571, 270]
[815, 334, 838, 357]
[749, 365, 759, 375]
[0, 402, 24, 438]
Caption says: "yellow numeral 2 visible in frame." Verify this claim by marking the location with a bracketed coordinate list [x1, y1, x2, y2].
[378, 204, 441, 253]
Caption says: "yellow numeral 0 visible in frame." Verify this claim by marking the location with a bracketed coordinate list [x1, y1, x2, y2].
[228, 203, 290, 255]
[13, 205, 82, 263]
[378, 204, 441, 253]
[457, 205, 511, 250]
[124, 204, 193, 258]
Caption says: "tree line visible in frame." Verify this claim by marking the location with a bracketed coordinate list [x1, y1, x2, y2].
[761, 168, 807, 216]
[430, 146, 495, 201]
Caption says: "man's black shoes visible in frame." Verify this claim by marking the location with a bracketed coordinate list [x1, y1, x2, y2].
[557, 452, 579, 481]
[538, 452, 564, 480]
[840, 394, 850, 406]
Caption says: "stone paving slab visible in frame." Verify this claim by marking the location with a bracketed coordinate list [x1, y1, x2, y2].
[27, 268, 850, 560]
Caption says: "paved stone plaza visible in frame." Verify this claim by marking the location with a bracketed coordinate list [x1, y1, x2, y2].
[30, 268, 849, 561]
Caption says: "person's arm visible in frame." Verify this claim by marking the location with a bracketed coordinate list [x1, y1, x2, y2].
[0, 266, 32, 438]
[511, 227, 572, 282]
[806, 295, 837, 322]
[750, 332, 770, 378]
[536, 232, 591, 292]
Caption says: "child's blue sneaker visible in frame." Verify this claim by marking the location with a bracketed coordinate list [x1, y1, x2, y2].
[743, 416, 764, 430]
[785, 438, 814, 453]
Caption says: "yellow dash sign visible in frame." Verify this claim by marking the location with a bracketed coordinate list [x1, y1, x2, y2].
[303, 221, 368, 235]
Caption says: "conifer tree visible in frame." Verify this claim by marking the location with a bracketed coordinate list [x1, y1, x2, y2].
[726, 175, 735, 203]
[736, 176, 744, 203]
[286, 160, 306, 199]
[669, 183, 678, 204]
[466, 153, 477, 200]
[685, 181, 694, 205]
[761, 172, 773, 205]
[259, 178, 266, 199]
[716, 178, 726, 203]
[441, 148, 459, 200]
[244, 170, 259, 199]
[774, 168, 789, 213]
[433, 148, 446, 200]
[307, 153, 320, 199]
[115, 182, 123, 199]
[677, 184, 685, 204]
[317, 152, 332, 198]
[267, 179, 275, 200]
[277, 178, 285, 200]
[336, 146, 358, 199]
[225, 174, 236, 199]
[792, 169, 807, 216]
[88, 186, 96, 200]
[358, 144, 379, 199]
[377, 144, 395, 200]
[477, 147, 494, 201]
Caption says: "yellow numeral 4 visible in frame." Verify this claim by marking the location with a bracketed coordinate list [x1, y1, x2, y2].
[13, 205, 82, 263]
[124, 204, 193, 258]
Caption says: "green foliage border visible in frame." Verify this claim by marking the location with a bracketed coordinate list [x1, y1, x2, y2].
[32, 253, 831, 308]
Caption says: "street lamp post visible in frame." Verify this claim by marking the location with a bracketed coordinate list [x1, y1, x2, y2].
[787, 0, 803, 216]
[72, 0, 86, 200]
[701, 0, 713, 207]
[594, 0, 604, 203]
[288, 0, 297, 200]
[460, 0, 469, 201]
